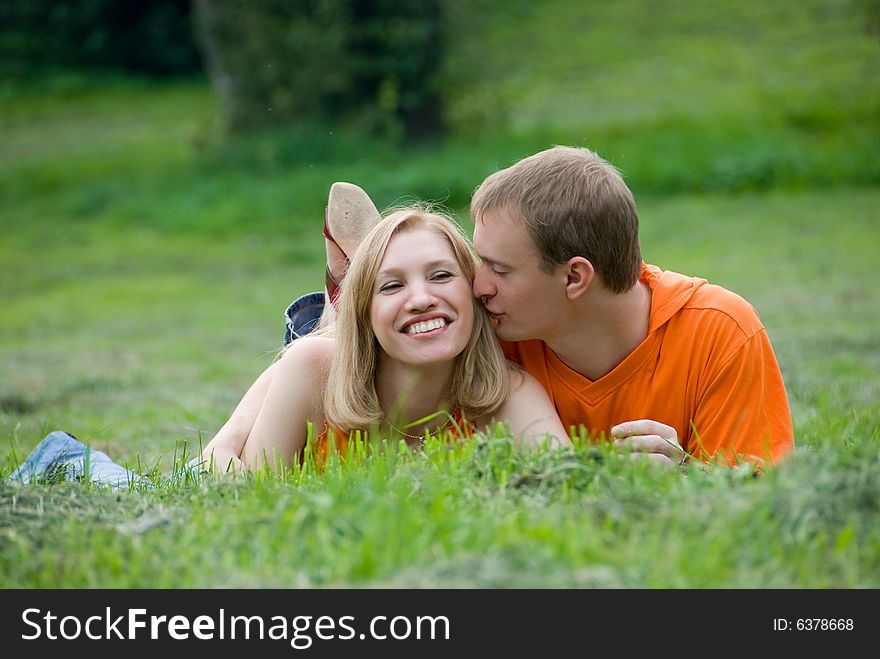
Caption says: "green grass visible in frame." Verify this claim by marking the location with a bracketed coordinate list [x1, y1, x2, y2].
[1, 0, 879, 587]
[2, 436, 878, 588]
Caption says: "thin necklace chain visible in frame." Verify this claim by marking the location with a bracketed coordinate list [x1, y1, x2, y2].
[386, 416, 453, 442]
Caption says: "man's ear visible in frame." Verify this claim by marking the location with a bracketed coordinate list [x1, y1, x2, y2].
[564, 257, 594, 300]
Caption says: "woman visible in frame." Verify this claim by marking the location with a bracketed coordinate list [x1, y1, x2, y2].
[10, 204, 568, 487]
[208, 206, 569, 472]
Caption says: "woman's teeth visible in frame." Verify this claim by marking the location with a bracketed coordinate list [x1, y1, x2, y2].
[406, 318, 447, 335]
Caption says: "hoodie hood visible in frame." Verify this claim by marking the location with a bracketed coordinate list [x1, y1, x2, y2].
[641, 263, 708, 333]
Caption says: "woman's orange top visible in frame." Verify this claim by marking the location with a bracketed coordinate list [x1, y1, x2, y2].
[307, 409, 475, 469]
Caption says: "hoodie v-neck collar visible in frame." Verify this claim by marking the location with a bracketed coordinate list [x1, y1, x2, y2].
[543, 263, 702, 404]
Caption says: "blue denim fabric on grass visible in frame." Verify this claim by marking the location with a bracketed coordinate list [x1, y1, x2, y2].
[9, 431, 150, 490]
[8, 431, 208, 491]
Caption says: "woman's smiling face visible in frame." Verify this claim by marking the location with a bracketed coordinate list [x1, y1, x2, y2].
[370, 227, 475, 367]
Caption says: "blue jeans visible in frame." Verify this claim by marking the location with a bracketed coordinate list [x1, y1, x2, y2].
[8, 431, 206, 491]
[283, 292, 325, 346]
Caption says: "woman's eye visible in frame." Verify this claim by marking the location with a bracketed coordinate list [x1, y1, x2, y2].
[431, 271, 453, 281]
[379, 282, 402, 293]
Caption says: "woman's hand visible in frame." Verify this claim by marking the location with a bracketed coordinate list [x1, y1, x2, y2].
[198, 361, 279, 475]
[240, 337, 332, 471]
[201, 444, 244, 475]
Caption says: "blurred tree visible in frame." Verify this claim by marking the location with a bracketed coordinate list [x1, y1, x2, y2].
[191, 0, 446, 141]
[862, 0, 880, 35]
[0, 0, 201, 77]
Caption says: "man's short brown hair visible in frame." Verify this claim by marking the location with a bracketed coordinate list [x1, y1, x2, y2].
[470, 145, 642, 293]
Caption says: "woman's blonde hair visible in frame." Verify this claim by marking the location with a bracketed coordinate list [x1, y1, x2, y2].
[323, 206, 509, 430]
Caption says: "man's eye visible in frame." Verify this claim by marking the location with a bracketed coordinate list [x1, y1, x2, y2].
[491, 266, 507, 275]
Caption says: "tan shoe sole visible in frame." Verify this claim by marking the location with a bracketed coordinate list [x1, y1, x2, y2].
[326, 182, 382, 258]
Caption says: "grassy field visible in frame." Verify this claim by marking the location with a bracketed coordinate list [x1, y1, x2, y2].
[1, 0, 879, 587]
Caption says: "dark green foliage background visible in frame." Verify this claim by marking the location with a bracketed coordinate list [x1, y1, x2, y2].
[0, 0, 201, 77]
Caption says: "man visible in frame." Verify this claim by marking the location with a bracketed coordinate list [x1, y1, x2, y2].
[470, 146, 793, 466]
[204, 147, 793, 470]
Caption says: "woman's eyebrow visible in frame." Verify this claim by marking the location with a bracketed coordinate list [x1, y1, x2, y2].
[423, 259, 458, 270]
[377, 259, 457, 278]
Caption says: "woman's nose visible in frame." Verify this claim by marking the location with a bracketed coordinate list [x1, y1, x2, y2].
[404, 282, 437, 311]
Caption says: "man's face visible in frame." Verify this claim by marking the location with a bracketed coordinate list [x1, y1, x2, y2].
[472, 208, 567, 342]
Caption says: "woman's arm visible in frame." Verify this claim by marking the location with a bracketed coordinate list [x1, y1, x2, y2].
[241, 337, 333, 470]
[489, 366, 572, 450]
[200, 361, 278, 473]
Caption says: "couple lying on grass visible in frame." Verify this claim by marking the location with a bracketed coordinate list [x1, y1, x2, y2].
[11, 146, 795, 488]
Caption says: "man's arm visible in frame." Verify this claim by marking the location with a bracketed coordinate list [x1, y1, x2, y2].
[610, 419, 686, 466]
[686, 328, 793, 466]
[612, 329, 794, 467]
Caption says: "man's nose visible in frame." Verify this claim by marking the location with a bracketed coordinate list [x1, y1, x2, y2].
[473, 264, 494, 300]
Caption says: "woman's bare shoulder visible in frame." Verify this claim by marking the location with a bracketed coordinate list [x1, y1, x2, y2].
[471, 362, 533, 427]
[504, 360, 532, 390]
[278, 336, 336, 374]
